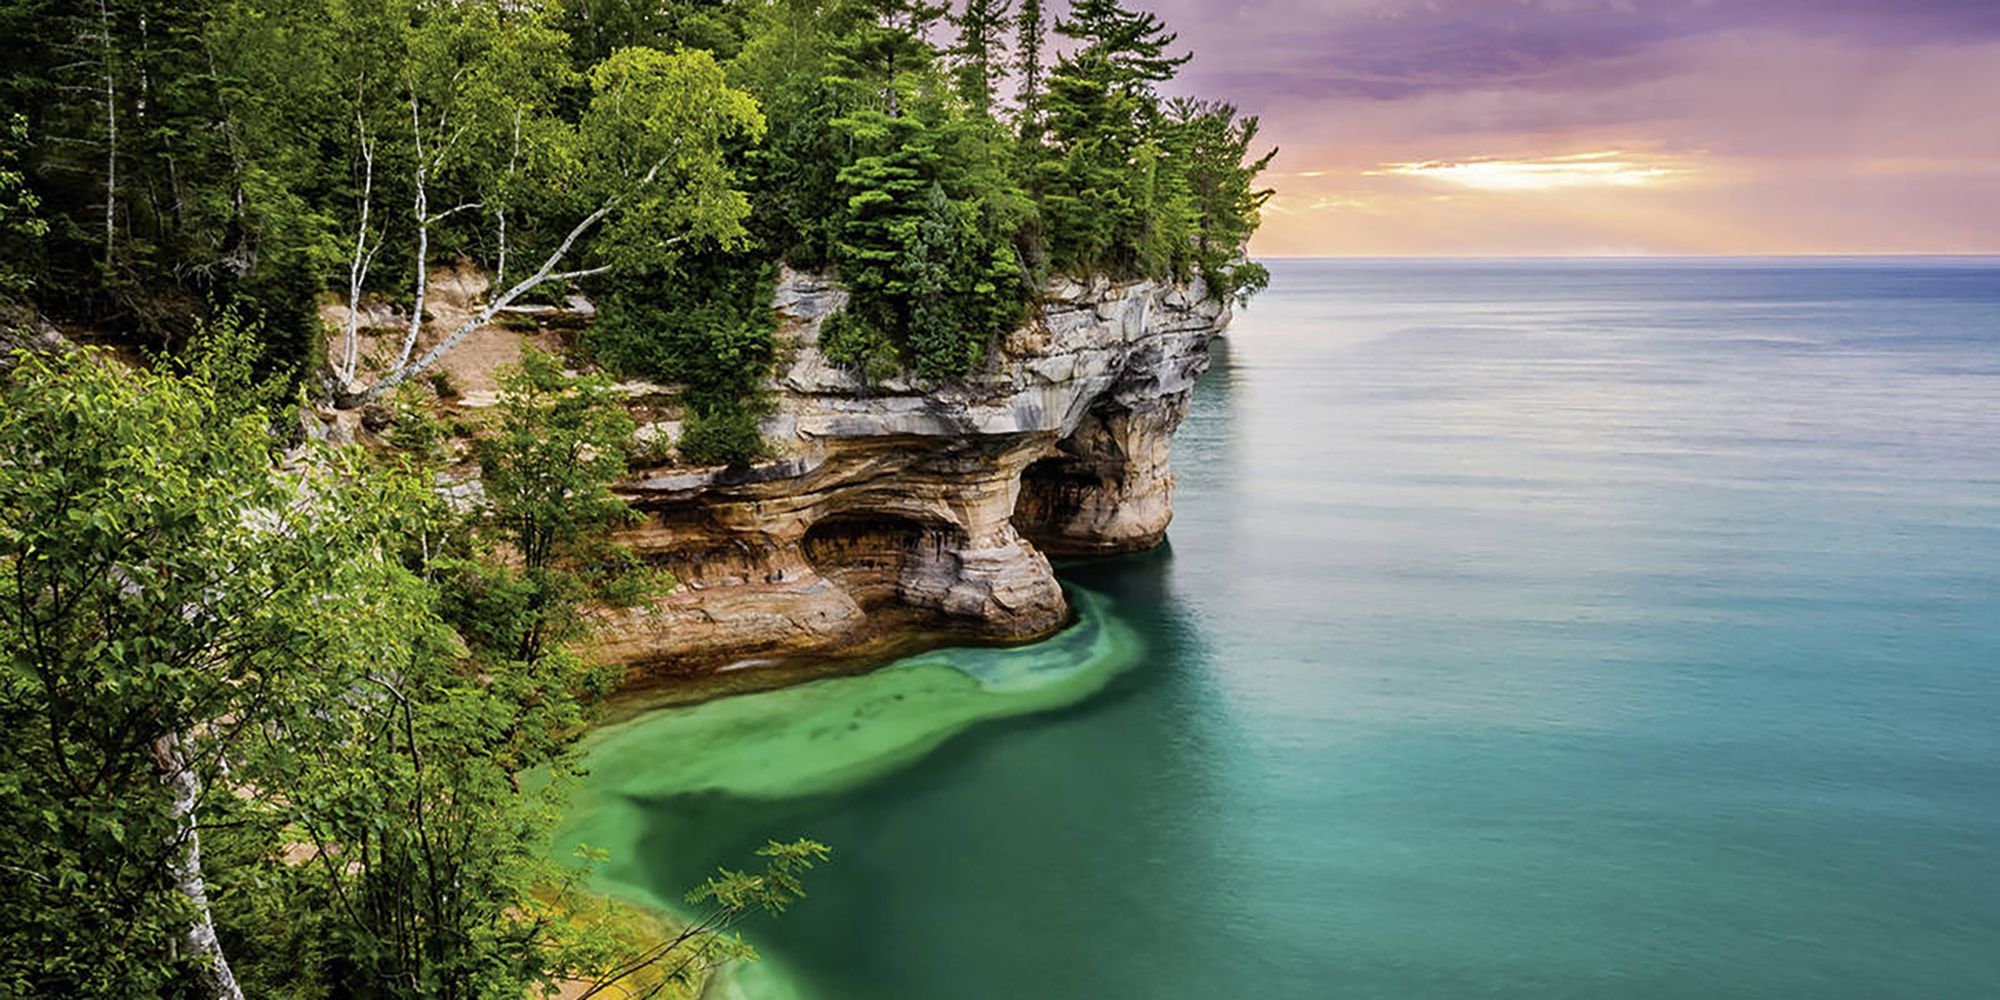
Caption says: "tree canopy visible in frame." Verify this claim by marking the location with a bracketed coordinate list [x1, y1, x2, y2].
[0, 1, 1266, 990]
[0, 347, 822, 998]
[2, 0, 1270, 452]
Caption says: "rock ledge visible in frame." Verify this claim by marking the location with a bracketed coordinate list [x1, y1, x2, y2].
[595, 268, 1231, 681]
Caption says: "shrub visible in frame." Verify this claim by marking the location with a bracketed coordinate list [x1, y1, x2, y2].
[677, 399, 768, 467]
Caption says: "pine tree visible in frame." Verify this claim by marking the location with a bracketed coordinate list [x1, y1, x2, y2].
[1034, 0, 1200, 276]
[825, 0, 948, 114]
[951, 0, 1012, 113]
[1163, 98, 1276, 300]
[1054, 0, 1191, 103]
[1014, 0, 1045, 136]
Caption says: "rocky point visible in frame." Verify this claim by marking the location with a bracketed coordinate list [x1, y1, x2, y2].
[593, 267, 1234, 684]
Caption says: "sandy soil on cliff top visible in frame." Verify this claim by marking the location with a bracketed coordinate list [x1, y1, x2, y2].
[320, 262, 563, 398]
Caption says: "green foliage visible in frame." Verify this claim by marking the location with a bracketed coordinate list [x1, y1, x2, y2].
[0, 348, 813, 997]
[727, 1, 848, 266]
[384, 384, 450, 462]
[9, 0, 322, 348]
[4, 0, 1268, 407]
[1162, 99, 1278, 301]
[592, 255, 776, 391]
[1035, 0, 1187, 275]
[555, 0, 755, 68]
[901, 185, 1026, 376]
[173, 303, 302, 429]
[815, 307, 896, 383]
[225, 471, 586, 998]
[589, 252, 777, 465]
[1058, 0, 1193, 90]
[578, 46, 768, 271]
[950, 0, 1012, 112]
[471, 347, 639, 661]
[678, 396, 770, 467]
[1006, 0, 1273, 296]
[426, 368, 462, 401]
[0, 114, 44, 301]
[827, 103, 1025, 378]
[822, 0, 949, 106]
[1015, 0, 1047, 133]
[566, 839, 830, 999]
[688, 839, 832, 917]
[0, 350, 388, 996]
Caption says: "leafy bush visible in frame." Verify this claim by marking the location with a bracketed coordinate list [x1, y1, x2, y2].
[678, 397, 768, 467]
[589, 253, 778, 462]
[819, 308, 901, 383]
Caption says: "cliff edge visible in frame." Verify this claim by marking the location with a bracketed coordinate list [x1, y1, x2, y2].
[594, 268, 1232, 684]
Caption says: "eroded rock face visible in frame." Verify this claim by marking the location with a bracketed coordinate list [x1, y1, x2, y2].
[596, 268, 1230, 681]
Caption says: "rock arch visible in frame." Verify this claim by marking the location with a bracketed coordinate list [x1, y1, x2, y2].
[594, 271, 1230, 683]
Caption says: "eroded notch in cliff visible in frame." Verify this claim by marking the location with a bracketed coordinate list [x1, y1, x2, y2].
[802, 513, 919, 608]
[1014, 451, 1103, 547]
[1012, 400, 1178, 557]
[802, 512, 970, 614]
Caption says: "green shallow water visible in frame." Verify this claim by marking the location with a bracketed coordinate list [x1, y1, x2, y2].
[559, 259, 2000, 999]
[553, 587, 1144, 909]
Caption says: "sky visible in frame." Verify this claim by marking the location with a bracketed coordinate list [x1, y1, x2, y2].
[1137, 0, 2000, 256]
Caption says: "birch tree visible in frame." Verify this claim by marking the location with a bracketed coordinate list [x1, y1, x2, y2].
[308, 0, 763, 406]
[0, 350, 322, 998]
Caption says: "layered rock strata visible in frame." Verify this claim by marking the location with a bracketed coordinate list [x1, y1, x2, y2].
[595, 268, 1230, 681]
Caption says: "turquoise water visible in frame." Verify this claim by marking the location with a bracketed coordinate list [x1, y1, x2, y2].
[564, 258, 2000, 998]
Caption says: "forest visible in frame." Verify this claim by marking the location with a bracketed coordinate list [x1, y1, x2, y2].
[0, 0, 1271, 996]
[2, 0, 1271, 458]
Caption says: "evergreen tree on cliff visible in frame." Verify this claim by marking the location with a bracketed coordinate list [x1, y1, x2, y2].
[1015, 0, 1048, 137]
[1057, 0, 1193, 94]
[826, 0, 949, 114]
[1038, 0, 1193, 274]
[951, 0, 1013, 113]
[1162, 98, 1277, 300]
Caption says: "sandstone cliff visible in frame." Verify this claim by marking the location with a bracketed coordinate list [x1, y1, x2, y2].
[594, 268, 1231, 685]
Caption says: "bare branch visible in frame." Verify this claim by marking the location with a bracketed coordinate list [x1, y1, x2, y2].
[427, 201, 484, 223]
[347, 158, 680, 404]
[545, 265, 614, 282]
[397, 95, 431, 372]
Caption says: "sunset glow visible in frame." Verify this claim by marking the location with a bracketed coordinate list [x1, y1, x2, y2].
[1370, 152, 1691, 192]
[1149, 0, 2000, 256]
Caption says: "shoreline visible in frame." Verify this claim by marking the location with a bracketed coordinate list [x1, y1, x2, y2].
[592, 604, 1082, 723]
[554, 575, 1150, 999]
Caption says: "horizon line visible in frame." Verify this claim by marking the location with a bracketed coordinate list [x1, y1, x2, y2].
[1252, 252, 2000, 261]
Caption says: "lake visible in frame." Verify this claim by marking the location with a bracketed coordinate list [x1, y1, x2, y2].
[557, 257, 2000, 999]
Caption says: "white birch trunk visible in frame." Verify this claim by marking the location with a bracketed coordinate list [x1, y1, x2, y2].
[338, 159, 678, 406]
[147, 732, 245, 1000]
[340, 126, 377, 385]
[495, 109, 521, 290]
[397, 97, 431, 374]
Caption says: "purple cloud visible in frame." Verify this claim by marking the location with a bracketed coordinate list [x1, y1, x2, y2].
[1154, 0, 2000, 102]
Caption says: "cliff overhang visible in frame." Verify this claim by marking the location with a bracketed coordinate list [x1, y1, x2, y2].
[594, 268, 1231, 687]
